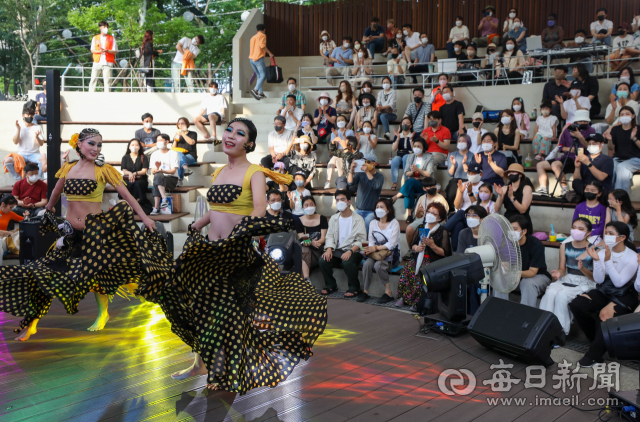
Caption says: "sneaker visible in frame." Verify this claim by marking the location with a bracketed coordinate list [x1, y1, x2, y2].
[553, 344, 560, 349]
[395, 298, 404, 308]
[409, 305, 418, 312]
[577, 356, 604, 368]
[250, 89, 261, 100]
[183, 167, 193, 176]
[259, 92, 267, 98]
[303, 277, 312, 284]
[150, 208, 159, 215]
[176, 179, 183, 187]
[561, 186, 570, 194]
[356, 292, 370, 302]
[535, 186, 548, 195]
[323, 181, 331, 190]
[384, 132, 391, 140]
[377, 293, 394, 304]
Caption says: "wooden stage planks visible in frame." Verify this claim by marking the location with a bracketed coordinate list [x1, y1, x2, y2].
[0, 298, 611, 422]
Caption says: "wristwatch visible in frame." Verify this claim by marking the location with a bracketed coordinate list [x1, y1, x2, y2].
[587, 162, 594, 168]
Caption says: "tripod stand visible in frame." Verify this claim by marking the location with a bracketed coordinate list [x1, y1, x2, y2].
[549, 137, 582, 198]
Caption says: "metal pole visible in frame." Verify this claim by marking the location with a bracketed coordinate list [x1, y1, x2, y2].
[46, 69, 62, 216]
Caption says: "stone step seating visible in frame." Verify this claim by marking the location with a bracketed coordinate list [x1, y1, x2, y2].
[60, 120, 223, 126]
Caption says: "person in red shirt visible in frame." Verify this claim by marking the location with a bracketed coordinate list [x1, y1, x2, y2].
[421, 110, 451, 165]
[12, 162, 48, 216]
[0, 194, 24, 231]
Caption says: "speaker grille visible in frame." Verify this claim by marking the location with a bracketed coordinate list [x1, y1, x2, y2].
[470, 298, 543, 346]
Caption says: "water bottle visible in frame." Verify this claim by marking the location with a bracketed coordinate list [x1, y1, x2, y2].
[549, 224, 556, 242]
[531, 107, 537, 119]
[524, 153, 532, 168]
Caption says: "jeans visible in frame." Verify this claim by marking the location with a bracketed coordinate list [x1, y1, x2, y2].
[444, 209, 467, 252]
[614, 157, 640, 191]
[377, 112, 397, 134]
[355, 209, 375, 236]
[34, 114, 47, 124]
[399, 178, 424, 210]
[391, 75, 405, 89]
[367, 37, 384, 60]
[319, 249, 363, 292]
[391, 154, 409, 184]
[5, 152, 43, 180]
[249, 57, 267, 94]
[594, 36, 612, 47]
[171, 61, 194, 93]
[446, 42, 456, 58]
[177, 152, 196, 179]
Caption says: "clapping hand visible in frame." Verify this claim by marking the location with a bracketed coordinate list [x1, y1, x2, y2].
[508, 184, 515, 200]
[449, 154, 456, 166]
[586, 244, 600, 261]
[554, 94, 564, 104]
[457, 179, 465, 193]
[474, 153, 482, 163]
[15, 120, 20, 130]
[493, 183, 505, 196]
[604, 244, 612, 262]
[578, 259, 585, 271]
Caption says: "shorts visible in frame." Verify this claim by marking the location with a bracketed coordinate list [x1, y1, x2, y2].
[548, 158, 575, 174]
[410, 50, 418, 61]
[203, 112, 223, 122]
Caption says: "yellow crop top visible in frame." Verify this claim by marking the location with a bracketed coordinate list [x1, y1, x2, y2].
[56, 161, 124, 203]
[207, 164, 292, 215]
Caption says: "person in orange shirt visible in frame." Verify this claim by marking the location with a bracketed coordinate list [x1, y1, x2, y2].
[0, 195, 24, 231]
[430, 73, 450, 111]
[249, 24, 274, 100]
[89, 21, 118, 93]
[421, 110, 452, 165]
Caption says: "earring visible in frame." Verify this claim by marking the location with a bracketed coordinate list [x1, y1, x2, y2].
[243, 143, 253, 152]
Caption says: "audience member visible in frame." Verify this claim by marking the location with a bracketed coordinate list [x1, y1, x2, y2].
[439, 86, 465, 140]
[334, 81, 357, 129]
[503, 8, 521, 40]
[194, 81, 228, 141]
[385, 28, 406, 58]
[458, 43, 482, 84]
[358, 121, 378, 161]
[472, 5, 500, 47]
[135, 113, 162, 156]
[249, 24, 270, 100]
[7, 103, 44, 181]
[325, 116, 354, 188]
[569, 222, 638, 367]
[430, 74, 449, 111]
[617, 37, 640, 71]
[327, 135, 363, 189]
[401, 23, 422, 65]
[286, 136, 316, 187]
[319, 190, 367, 296]
[605, 83, 639, 126]
[445, 134, 472, 207]
[540, 217, 595, 335]
[608, 106, 640, 191]
[452, 41, 468, 64]
[557, 81, 591, 123]
[474, 132, 507, 185]
[477, 183, 498, 214]
[572, 180, 609, 237]
[313, 92, 337, 143]
[376, 77, 397, 140]
[447, 16, 470, 58]
[359, 81, 374, 96]
[390, 118, 421, 190]
[481, 42, 500, 74]
[565, 29, 594, 73]
[391, 139, 435, 222]
[266, 162, 290, 195]
[446, 161, 483, 251]
[34, 80, 47, 124]
[408, 34, 435, 83]
[89, 21, 118, 93]
[541, 14, 564, 49]
[278, 78, 307, 113]
[386, 46, 407, 88]
[495, 109, 521, 166]
[610, 67, 640, 102]
[0, 195, 23, 231]
[404, 177, 449, 245]
[397, 202, 450, 310]
[590, 8, 613, 46]
[531, 100, 558, 160]
[363, 17, 385, 60]
[356, 93, 377, 132]
[571, 63, 601, 117]
[347, 153, 384, 234]
[141, 30, 161, 92]
[279, 94, 304, 131]
[320, 30, 337, 67]
[360, 198, 399, 304]
[542, 65, 570, 121]
[573, 134, 614, 197]
[150, 134, 179, 215]
[494, 163, 534, 230]
[403, 87, 430, 134]
[326, 36, 354, 86]
[609, 23, 635, 72]
[267, 189, 294, 222]
[512, 97, 530, 138]
[262, 116, 293, 169]
[495, 37, 525, 83]
[119, 139, 151, 212]
[172, 117, 198, 186]
[350, 46, 374, 86]
[385, 19, 397, 44]
[296, 114, 319, 151]
[11, 162, 47, 216]
[467, 112, 488, 153]
[606, 189, 637, 241]
[296, 195, 327, 283]
[457, 204, 489, 314]
[287, 171, 312, 217]
[422, 110, 451, 165]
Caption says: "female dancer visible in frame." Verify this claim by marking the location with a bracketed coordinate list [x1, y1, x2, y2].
[138, 118, 327, 394]
[0, 128, 164, 341]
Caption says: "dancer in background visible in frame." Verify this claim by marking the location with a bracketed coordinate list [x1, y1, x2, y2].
[137, 118, 327, 394]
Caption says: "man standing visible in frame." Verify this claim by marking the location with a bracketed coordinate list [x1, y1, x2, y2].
[172, 35, 205, 93]
[135, 113, 162, 156]
[89, 21, 118, 93]
[363, 17, 385, 60]
[149, 134, 179, 215]
[347, 153, 384, 236]
[194, 81, 228, 141]
[12, 162, 48, 216]
[439, 85, 465, 140]
[249, 24, 273, 100]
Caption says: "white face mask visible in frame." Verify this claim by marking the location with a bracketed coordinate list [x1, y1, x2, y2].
[466, 217, 480, 228]
[456, 21, 462, 27]
[509, 12, 516, 18]
[337, 121, 346, 128]
[101, 27, 108, 35]
[288, 84, 296, 92]
[604, 235, 620, 247]
[343, 42, 349, 49]
[421, 37, 428, 44]
[513, 105, 521, 112]
[509, 231, 522, 242]
[375, 208, 387, 218]
[192, 37, 198, 45]
[363, 127, 371, 134]
[443, 93, 452, 101]
[362, 101, 370, 107]
[382, 83, 391, 90]
[587, 145, 601, 155]
[454, 47, 460, 52]
[300, 143, 309, 151]
[157, 141, 165, 150]
[482, 143, 494, 152]
[570, 89, 581, 97]
[130, 146, 140, 153]
[413, 147, 423, 155]
[304, 206, 316, 215]
[467, 50, 474, 56]
[425, 213, 437, 224]
[210, 88, 219, 95]
[457, 143, 467, 151]
[363, 88, 371, 93]
[501, 116, 511, 125]
[144, 122, 153, 129]
[336, 201, 348, 212]
[322, 36, 328, 41]
[575, 36, 585, 44]
[270, 201, 282, 211]
[619, 115, 633, 125]
[505, 44, 514, 51]
[320, 99, 328, 106]
[513, 22, 521, 29]
[358, 52, 364, 58]
[403, 30, 408, 36]
[28, 175, 38, 183]
[468, 174, 481, 184]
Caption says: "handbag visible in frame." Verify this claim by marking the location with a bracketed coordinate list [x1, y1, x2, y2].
[266, 57, 284, 83]
[369, 231, 393, 261]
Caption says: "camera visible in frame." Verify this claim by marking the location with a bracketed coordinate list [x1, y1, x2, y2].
[567, 123, 580, 132]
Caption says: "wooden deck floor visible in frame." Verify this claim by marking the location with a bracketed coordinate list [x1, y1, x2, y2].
[0, 298, 612, 422]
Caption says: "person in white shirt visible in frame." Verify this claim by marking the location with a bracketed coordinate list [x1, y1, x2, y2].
[467, 112, 488, 154]
[605, 82, 640, 126]
[6, 102, 44, 181]
[556, 81, 591, 123]
[280, 94, 304, 131]
[261, 116, 293, 169]
[446, 16, 470, 58]
[590, 8, 613, 46]
[287, 171, 311, 216]
[193, 81, 228, 141]
[89, 21, 118, 93]
[387, 47, 407, 89]
[149, 134, 179, 215]
[171, 35, 205, 93]
[503, 7, 519, 38]
[401, 23, 422, 64]
[610, 23, 636, 72]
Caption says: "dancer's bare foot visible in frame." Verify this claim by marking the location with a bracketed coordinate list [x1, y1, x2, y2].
[171, 362, 208, 380]
[87, 313, 109, 331]
[14, 324, 37, 341]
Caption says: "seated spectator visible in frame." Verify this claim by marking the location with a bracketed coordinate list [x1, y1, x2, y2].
[6, 102, 44, 181]
[456, 204, 489, 314]
[334, 81, 357, 129]
[458, 43, 482, 84]
[403, 87, 430, 134]
[541, 14, 564, 49]
[194, 81, 227, 141]
[573, 133, 614, 197]
[481, 42, 499, 73]
[564, 29, 594, 73]
[149, 134, 179, 215]
[430, 74, 449, 112]
[570, 63, 601, 117]
[295, 114, 319, 152]
[610, 67, 640, 103]
[356, 93, 377, 131]
[408, 34, 435, 83]
[590, 8, 613, 47]
[569, 222, 639, 367]
[404, 177, 449, 246]
[391, 139, 435, 222]
[359, 81, 373, 97]
[261, 115, 293, 170]
[119, 139, 151, 212]
[266, 162, 290, 195]
[287, 171, 312, 217]
[319, 30, 336, 67]
[279, 78, 306, 113]
[296, 195, 327, 283]
[506, 16, 526, 52]
[610, 23, 635, 72]
[494, 37, 525, 83]
[358, 121, 378, 161]
[280, 94, 304, 131]
[319, 190, 367, 296]
[326, 36, 354, 86]
[386, 46, 407, 88]
[267, 189, 294, 222]
[542, 65, 570, 121]
[401, 23, 422, 65]
[452, 41, 468, 64]
[606, 189, 638, 241]
[422, 110, 451, 165]
[350, 46, 374, 87]
[502, 7, 519, 37]
[397, 202, 451, 310]
[439, 86, 465, 140]
[605, 83, 639, 126]
[360, 198, 400, 303]
[285, 136, 316, 188]
[347, 153, 384, 235]
[0, 195, 23, 231]
[325, 116, 355, 188]
[391, 118, 421, 190]
[313, 92, 337, 143]
[327, 135, 363, 189]
[447, 16, 470, 58]
[385, 19, 397, 45]
[472, 5, 500, 47]
[512, 97, 530, 139]
[172, 117, 198, 186]
[531, 100, 558, 161]
[11, 163, 47, 216]
[494, 163, 534, 230]
[540, 217, 595, 335]
[572, 180, 609, 237]
[446, 161, 483, 251]
[385, 28, 405, 58]
[476, 182, 497, 214]
[557, 81, 591, 123]
[445, 134, 473, 206]
[495, 109, 521, 166]
[376, 76, 397, 139]
[617, 36, 640, 72]
[494, 215, 551, 307]
[362, 17, 385, 60]
[473, 132, 507, 185]
[135, 112, 161, 156]
[608, 106, 640, 191]
[467, 112, 488, 153]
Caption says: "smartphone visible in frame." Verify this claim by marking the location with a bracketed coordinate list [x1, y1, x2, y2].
[578, 148, 584, 155]
[562, 283, 578, 287]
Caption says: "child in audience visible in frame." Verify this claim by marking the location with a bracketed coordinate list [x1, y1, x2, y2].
[358, 121, 378, 161]
[532, 100, 558, 160]
[475, 183, 497, 214]
[0, 195, 24, 231]
[572, 180, 609, 238]
[287, 171, 311, 217]
[511, 97, 530, 139]
[456, 204, 488, 315]
[605, 189, 637, 241]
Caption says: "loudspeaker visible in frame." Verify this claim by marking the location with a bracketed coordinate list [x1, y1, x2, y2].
[438, 269, 468, 322]
[602, 313, 640, 360]
[468, 297, 565, 366]
[19, 219, 58, 265]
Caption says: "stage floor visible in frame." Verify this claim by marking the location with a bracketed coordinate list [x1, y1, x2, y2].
[0, 298, 612, 422]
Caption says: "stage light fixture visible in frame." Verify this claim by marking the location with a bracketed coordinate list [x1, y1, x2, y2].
[266, 232, 295, 266]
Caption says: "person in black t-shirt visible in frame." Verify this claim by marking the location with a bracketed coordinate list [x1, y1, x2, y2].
[172, 117, 198, 186]
[294, 196, 328, 283]
[573, 133, 614, 196]
[120, 139, 152, 213]
[439, 85, 465, 140]
[542, 65, 570, 122]
[608, 105, 640, 191]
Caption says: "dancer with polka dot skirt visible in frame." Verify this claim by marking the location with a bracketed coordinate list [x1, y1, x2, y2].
[0, 128, 169, 341]
[136, 118, 327, 395]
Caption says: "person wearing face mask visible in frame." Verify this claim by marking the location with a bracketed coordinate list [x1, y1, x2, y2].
[334, 82, 357, 130]
[572, 180, 609, 238]
[408, 34, 435, 83]
[573, 134, 614, 200]
[445, 161, 483, 251]
[564, 29, 593, 72]
[605, 83, 639, 126]
[506, 17, 527, 53]
[566, 63, 601, 117]
[454, 204, 488, 314]
[493, 216, 551, 308]
[266, 189, 293, 223]
[473, 133, 507, 186]
[261, 115, 293, 170]
[11, 162, 48, 217]
[362, 17, 385, 60]
[277, 77, 306, 115]
[34, 80, 48, 124]
[401, 23, 422, 65]
[557, 80, 591, 124]
[430, 74, 449, 112]
[326, 36, 354, 86]
[605, 189, 637, 241]
[279, 94, 304, 131]
[472, 5, 499, 47]
[89, 21, 118, 93]
[402, 87, 430, 134]
[7, 103, 44, 181]
[285, 136, 316, 188]
[511, 97, 530, 138]
[194, 81, 228, 142]
[118, 139, 151, 214]
[386, 46, 407, 89]
[590, 8, 613, 47]
[421, 110, 452, 165]
[173, 34, 205, 94]
[135, 112, 162, 156]
[359, 81, 374, 97]
[384, 28, 406, 58]
[172, 117, 199, 186]
[606, 106, 640, 192]
[480, 42, 499, 74]
[350, 46, 374, 86]
[494, 109, 521, 167]
[319, 190, 366, 297]
[541, 13, 564, 50]
[609, 23, 635, 72]
[439, 86, 465, 140]
[446, 16, 470, 58]
[569, 222, 639, 367]
[287, 172, 312, 217]
[502, 8, 519, 38]
[494, 163, 534, 231]
[360, 198, 400, 304]
[296, 113, 319, 152]
[313, 91, 338, 143]
[150, 134, 180, 215]
[610, 67, 640, 103]
[376, 77, 397, 139]
[466, 112, 488, 153]
[327, 115, 355, 186]
[457, 43, 481, 84]
[452, 41, 468, 66]
[403, 177, 449, 246]
[531, 101, 558, 161]
[295, 196, 327, 284]
[356, 92, 378, 132]
[542, 65, 569, 120]
[390, 118, 420, 189]
[494, 37, 525, 83]
[347, 153, 384, 236]
[140, 29, 161, 92]
[357, 121, 378, 161]
[319, 30, 337, 67]
[328, 135, 364, 190]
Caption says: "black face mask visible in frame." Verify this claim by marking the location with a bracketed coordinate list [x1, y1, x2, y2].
[401, 124, 411, 131]
[487, 48, 496, 54]
[414, 96, 423, 104]
[578, 123, 590, 130]
[391, 53, 399, 59]
[584, 192, 598, 201]
[426, 187, 437, 196]
[508, 173, 520, 183]
[274, 125, 283, 132]
[472, 121, 481, 128]
[597, 15, 605, 22]
[428, 120, 439, 128]
[619, 30, 627, 36]
[23, 116, 33, 124]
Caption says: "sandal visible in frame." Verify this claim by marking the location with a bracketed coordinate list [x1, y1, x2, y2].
[406, 215, 414, 225]
[320, 287, 338, 295]
[344, 290, 361, 298]
[391, 183, 397, 190]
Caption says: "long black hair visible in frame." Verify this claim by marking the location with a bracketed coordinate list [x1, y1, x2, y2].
[125, 138, 142, 155]
[605, 221, 636, 251]
[610, 189, 638, 228]
[584, 180, 608, 207]
[0, 194, 17, 207]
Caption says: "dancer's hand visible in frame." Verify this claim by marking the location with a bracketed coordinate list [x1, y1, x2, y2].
[143, 216, 156, 232]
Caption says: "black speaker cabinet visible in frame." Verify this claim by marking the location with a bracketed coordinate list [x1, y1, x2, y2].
[19, 219, 58, 265]
[468, 297, 565, 366]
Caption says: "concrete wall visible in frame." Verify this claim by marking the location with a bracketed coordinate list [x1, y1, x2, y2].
[233, 8, 264, 101]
